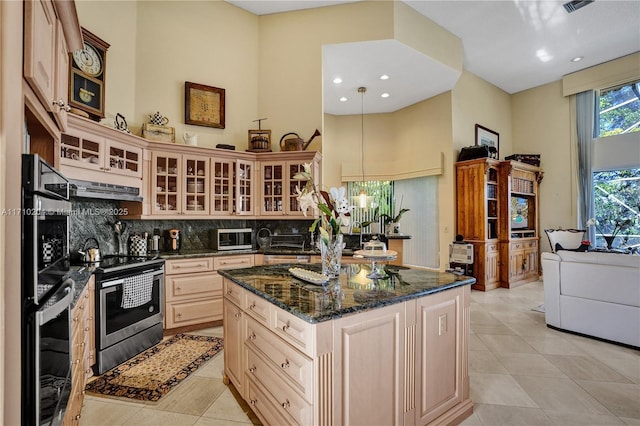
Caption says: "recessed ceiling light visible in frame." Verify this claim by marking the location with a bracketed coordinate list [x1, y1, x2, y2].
[381, 93, 389, 98]
[333, 77, 342, 84]
[536, 49, 552, 63]
[571, 56, 583, 62]
[339, 97, 348, 102]
[380, 75, 389, 80]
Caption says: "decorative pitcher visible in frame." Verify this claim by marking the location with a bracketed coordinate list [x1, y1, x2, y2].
[183, 132, 198, 146]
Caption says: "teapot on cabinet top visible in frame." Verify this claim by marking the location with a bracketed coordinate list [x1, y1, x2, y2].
[149, 112, 169, 126]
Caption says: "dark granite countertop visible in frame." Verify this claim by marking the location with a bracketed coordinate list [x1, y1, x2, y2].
[158, 249, 257, 259]
[218, 263, 475, 324]
[68, 266, 95, 305]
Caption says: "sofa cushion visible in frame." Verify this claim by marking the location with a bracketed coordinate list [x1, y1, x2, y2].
[545, 229, 585, 253]
[558, 250, 640, 268]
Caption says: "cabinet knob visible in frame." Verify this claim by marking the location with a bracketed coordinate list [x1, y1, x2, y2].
[282, 321, 290, 332]
[249, 365, 256, 373]
[249, 302, 256, 310]
[177, 313, 182, 317]
[250, 399, 257, 406]
[248, 332, 256, 341]
[281, 359, 290, 369]
[281, 399, 290, 409]
[234, 312, 241, 319]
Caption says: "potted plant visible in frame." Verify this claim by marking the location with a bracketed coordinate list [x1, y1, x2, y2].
[361, 207, 381, 235]
[380, 207, 410, 235]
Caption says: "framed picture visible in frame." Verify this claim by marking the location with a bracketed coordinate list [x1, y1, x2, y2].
[185, 82, 225, 128]
[475, 124, 499, 159]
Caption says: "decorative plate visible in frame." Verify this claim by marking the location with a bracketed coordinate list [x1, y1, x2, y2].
[289, 267, 329, 285]
[353, 249, 398, 260]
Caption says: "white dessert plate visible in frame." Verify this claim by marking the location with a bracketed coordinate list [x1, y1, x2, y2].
[289, 267, 329, 285]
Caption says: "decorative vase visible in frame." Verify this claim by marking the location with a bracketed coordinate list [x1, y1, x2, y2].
[386, 222, 400, 235]
[604, 235, 616, 250]
[370, 222, 380, 235]
[320, 233, 343, 278]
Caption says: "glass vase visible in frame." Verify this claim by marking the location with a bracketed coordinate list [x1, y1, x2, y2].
[320, 233, 343, 278]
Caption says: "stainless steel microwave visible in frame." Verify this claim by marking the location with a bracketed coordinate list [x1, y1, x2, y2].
[210, 228, 253, 251]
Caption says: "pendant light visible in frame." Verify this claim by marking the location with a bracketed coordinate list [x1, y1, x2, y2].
[358, 86, 367, 208]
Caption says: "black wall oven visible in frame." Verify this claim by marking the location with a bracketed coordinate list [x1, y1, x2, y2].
[22, 154, 74, 425]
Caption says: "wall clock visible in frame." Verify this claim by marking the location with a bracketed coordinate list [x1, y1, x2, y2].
[185, 82, 225, 128]
[69, 28, 109, 120]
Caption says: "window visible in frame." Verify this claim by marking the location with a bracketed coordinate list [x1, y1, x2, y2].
[592, 168, 640, 250]
[347, 181, 394, 230]
[597, 80, 640, 137]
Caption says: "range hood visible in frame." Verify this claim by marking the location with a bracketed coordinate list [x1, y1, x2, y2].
[69, 179, 143, 202]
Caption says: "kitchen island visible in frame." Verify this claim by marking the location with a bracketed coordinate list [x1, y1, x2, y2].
[218, 263, 475, 426]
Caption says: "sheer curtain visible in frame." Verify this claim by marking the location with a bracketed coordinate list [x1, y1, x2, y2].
[576, 90, 596, 243]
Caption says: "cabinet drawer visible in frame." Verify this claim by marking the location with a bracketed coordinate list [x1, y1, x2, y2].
[165, 298, 222, 329]
[166, 257, 214, 275]
[246, 348, 312, 425]
[525, 241, 538, 249]
[511, 242, 524, 250]
[247, 379, 290, 426]
[244, 291, 270, 326]
[487, 243, 498, 252]
[245, 316, 313, 402]
[166, 272, 222, 302]
[223, 280, 244, 307]
[271, 307, 315, 356]
[214, 255, 254, 271]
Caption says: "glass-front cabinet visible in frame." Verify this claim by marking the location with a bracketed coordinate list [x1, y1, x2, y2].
[260, 161, 285, 216]
[258, 152, 321, 216]
[183, 155, 209, 216]
[152, 152, 181, 215]
[211, 159, 234, 215]
[60, 133, 142, 178]
[236, 159, 254, 215]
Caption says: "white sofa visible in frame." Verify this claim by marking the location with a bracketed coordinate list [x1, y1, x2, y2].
[541, 250, 640, 348]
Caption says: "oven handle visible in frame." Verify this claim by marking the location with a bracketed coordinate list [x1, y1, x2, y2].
[37, 278, 73, 325]
[100, 268, 164, 288]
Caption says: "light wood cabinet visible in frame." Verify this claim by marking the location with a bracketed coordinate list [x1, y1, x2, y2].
[258, 152, 321, 217]
[455, 158, 501, 291]
[210, 158, 255, 216]
[165, 255, 254, 330]
[64, 276, 95, 425]
[58, 115, 144, 189]
[23, 0, 82, 152]
[456, 158, 542, 291]
[498, 161, 542, 288]
[223, 278, 471, 425]
[150, 152, 209, 216]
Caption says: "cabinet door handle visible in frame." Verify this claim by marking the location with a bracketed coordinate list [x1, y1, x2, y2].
[234, 312, 242, 319]
[249, 365, 256, 373]
[249, 302, 256, 310]
[248, 332, 256, 341]
[281, 359, 290, 369]
[281, 399, 290, 409]
[250, 399, 257, 406]
[282, 321, 290, 332]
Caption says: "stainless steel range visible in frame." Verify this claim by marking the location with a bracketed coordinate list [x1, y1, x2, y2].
[88, 255, 165, 374]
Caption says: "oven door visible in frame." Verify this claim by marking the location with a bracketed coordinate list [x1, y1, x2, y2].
[98, 268, 164, 350]
[34, 279, 73, 426]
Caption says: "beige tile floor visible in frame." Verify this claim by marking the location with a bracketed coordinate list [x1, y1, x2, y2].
[79, 281, 640, 426]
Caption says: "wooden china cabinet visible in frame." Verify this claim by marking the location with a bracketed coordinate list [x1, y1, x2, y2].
[455, 158, 542, 291]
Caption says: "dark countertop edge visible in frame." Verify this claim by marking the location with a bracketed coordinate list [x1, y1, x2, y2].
[217, 269, 475, 324]
[69, 266, 95, 305]
[159, 249, 257, 258]
[384, 234, 411, 239]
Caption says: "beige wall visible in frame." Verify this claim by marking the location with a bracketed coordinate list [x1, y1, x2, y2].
[77, 1, 259, 149]
[512, 81, 573, 253]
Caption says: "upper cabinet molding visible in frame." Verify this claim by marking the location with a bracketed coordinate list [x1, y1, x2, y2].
[52, 0, 83, 51]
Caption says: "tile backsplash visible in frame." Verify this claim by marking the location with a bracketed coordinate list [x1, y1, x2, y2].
[69, 199, 314, 256]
